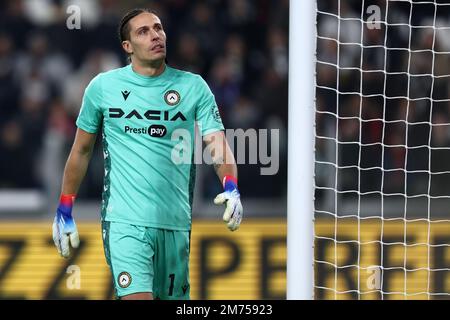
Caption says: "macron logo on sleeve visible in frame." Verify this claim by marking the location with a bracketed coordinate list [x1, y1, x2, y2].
[121, 90, 131, 101]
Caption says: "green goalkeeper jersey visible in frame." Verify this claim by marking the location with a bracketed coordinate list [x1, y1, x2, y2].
[76, 64, 224, 231]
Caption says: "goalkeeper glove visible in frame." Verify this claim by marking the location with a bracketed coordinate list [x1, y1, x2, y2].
[214, 175, 243, 231]
[52, 194, 80, 258]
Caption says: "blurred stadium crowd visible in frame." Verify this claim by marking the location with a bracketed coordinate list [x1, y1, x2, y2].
[316, 0, 450, 206]
[0, 0, 288, 203]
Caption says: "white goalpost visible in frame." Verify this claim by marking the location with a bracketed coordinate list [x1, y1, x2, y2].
[287, 0, 316, 300]
[289, 0, 450, 300]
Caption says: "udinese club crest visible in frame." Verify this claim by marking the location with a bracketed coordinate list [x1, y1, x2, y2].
[164, 90, 181, 106]
[118, 272, 132, 288]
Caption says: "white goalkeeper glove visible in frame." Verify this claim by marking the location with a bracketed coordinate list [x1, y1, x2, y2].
[52, 194, 80, 258]
[214, 176, 243, 231]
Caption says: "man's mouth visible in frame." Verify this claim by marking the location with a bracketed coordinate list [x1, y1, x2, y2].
[151, 44, 165, 51]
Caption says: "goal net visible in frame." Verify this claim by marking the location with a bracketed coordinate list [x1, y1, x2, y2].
[314, 0, 450, 299]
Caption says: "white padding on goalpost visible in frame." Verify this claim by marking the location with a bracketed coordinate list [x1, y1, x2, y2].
[287, 0, 316, 300]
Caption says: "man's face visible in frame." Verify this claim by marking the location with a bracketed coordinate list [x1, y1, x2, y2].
[123, 12, 167, 64]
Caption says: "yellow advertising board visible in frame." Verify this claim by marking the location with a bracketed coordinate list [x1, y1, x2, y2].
[0, 218, 448, 300]
[315, 218, 450, 300]
[0, 219, 286, 300]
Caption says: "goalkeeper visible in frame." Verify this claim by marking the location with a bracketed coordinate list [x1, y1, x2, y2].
[52, 8, 243, 300]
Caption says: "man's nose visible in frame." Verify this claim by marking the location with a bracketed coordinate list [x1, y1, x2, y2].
[150, 29, 160, 40]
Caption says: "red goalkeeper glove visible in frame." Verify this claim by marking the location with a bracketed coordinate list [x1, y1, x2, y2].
[214, 176, 243, 231]
[52, 194, 80, 258]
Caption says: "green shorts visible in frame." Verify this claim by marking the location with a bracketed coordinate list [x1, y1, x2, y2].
[102, 221, 191, 299]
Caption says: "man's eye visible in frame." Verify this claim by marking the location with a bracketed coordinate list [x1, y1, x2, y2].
[139, 29, 147, 35]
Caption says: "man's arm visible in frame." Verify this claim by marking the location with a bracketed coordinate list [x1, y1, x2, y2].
[204, 131, 243, 231]
[52, 128, 97, 258]
[61, 128, 97, 194]
[203, 130, 237, 182]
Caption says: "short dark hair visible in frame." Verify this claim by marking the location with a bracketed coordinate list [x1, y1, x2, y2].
[118, 8, 158, 43]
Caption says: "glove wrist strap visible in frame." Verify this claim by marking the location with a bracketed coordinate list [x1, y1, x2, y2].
[60, 194, 76, 207]
[223, 175, 238, 192]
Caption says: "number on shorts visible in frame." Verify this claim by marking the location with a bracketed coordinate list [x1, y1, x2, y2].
[168, 273, 175, 296]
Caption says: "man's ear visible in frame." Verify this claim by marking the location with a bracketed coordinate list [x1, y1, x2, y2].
[122, 40, 133, 55]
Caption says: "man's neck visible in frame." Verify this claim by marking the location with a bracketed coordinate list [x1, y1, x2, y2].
[131, 59, 166, 77]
